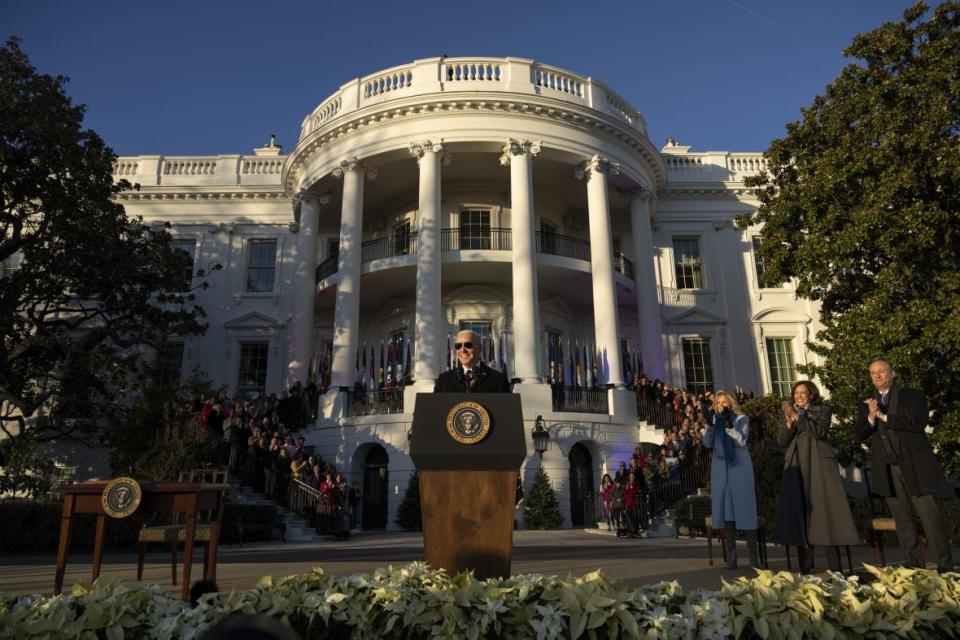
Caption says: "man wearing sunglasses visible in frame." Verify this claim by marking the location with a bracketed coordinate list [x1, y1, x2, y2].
[434, 329, 511, 393]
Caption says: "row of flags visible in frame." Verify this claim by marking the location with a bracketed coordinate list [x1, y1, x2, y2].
[307, 335, 644, 389]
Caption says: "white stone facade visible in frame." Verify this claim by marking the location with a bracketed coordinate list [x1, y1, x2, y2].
[114, 57, 823, 529]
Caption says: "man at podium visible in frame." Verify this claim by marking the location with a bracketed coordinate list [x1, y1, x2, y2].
[435, 329, 510, 393]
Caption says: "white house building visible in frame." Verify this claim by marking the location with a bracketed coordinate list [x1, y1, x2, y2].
[111, 57, 823, 529]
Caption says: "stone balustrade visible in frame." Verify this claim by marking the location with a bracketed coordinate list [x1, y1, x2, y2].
[662, 150, 768, 183]
[298, 57, 648, 140]
[112, 154, 288, 187]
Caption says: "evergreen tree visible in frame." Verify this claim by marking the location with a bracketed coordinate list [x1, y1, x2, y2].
[737, 3, 960, 470]
[523, 467, 564, 529]
[395, 471, 422, 531]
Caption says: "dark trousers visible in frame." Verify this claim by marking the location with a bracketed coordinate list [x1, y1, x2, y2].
[885, 464, 953, 571]
[797, 545, 841, 573]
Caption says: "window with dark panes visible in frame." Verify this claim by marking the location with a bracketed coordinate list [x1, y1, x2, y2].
[237, 342, 269, 398]
[459, 209, 491, 250]
[682, 337, 714, 393]
[170, 239, 195, 290]
[246, 239, 277, 292]
[673, 237, 704, 289]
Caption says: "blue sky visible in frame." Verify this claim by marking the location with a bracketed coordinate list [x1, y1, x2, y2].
[2, 0, 923, 157]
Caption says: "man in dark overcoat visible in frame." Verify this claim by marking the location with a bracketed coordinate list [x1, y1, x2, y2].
[434, 329, 510, 393]
[854, 359, 953, 572]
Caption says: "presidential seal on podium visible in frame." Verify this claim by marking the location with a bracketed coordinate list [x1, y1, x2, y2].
[445, 401, 491, 445]
[101, 477, 142, 518]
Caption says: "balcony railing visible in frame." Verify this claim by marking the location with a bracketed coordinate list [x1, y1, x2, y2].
[346, 388, 405, 417]
[614, 253, 634, 279]
[551, 386, 608, 414]
[636, 393, 682, 431]
[316, 255, 338, 281]
[361, 231, 417, 263]
[536, 231, 591, 262]
[441, 227, 512, 251]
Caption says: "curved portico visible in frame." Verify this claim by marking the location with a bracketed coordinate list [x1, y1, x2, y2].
[283, 58, 668, 419]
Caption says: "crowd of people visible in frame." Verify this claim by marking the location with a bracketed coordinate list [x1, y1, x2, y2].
[182, 383, 359, 537]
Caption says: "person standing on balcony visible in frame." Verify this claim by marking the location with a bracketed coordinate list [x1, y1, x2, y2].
[434, 329, 510, 393]
[775, 380, 859, 573]
[703, 391, 760, 570]
[855, 359, 953, 572]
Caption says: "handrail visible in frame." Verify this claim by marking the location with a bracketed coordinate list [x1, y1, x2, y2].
[551, 386, 608, 414]
[346, 388, 405, 417]
[316, 255, 338, 281]
[536, 231, 591, 262]
[361, 231, 417, 263]
[440, 227, 512, 252]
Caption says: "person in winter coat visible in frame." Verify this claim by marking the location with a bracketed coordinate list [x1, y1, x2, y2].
[774, 380, 859, 573]
[703, 390, 759, 569]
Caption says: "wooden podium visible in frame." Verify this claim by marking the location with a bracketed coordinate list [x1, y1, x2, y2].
[55, 482, 227, 600]
[410, 393, 526, 580]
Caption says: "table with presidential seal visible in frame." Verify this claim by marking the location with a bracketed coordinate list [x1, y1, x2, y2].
[54, 479, 228, 600]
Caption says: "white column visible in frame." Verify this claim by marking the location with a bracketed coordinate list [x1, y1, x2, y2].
[501, 139, 542, 384]
[408, 140, 448, 390]
[629, 189, 666, 380]
[329, 158, 376, 389]
[576, 155, 624, 387]
[286, 191, 327, 386]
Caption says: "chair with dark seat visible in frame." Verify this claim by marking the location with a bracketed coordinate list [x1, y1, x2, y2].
[136, 469, 228, 584]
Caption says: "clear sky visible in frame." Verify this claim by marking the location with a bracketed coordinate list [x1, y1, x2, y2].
[1, 0, 925, 157]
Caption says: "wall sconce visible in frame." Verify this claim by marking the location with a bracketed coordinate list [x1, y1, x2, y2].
[532, 414, 549, 458]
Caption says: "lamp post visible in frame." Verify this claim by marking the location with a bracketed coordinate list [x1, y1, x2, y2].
[532, 414, 549, 462]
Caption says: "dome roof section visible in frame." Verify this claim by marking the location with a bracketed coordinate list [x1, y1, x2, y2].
[286, 57, 664, 190]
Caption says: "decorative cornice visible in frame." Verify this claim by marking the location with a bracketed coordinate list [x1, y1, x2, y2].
[657, 185, 757, 199]
[283, 97, 666, 191]
[615, 186, 656, 207]
[498, 138, 542, 166]
[331, 158, 377, 180]
[291, 190, 331, 231]
[574, 154, 620, 180]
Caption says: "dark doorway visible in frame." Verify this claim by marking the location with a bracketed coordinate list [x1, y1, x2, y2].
[568, 443, 594, 527]
[362, 445, 389, 530]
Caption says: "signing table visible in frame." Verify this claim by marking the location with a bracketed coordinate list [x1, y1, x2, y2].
[55, 481, 227, 600]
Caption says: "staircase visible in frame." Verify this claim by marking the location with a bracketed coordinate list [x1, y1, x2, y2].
[228, 481, 323, 542]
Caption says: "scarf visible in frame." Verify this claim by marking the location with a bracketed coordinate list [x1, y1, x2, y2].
[713, 412, 738, 466]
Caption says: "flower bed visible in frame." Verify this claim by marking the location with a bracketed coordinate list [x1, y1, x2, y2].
[1, 563, 958, 639]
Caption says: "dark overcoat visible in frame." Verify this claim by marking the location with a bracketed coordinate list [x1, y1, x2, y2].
[434, 362, 511, 393]
[853, 382, 948, 497]
[774, 403, 860, 547]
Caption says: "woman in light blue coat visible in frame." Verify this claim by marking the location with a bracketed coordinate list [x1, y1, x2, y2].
[703, 390, 759, 569]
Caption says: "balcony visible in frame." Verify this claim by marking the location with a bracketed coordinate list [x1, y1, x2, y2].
[316, 229, 636, 281]
[441, 227, 512, 251]
[362, 231, 417, 263]
[346, 388, 405, 417]
[551, 386, 609, 414]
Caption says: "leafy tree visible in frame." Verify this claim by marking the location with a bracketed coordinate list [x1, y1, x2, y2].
[395, 471, 422, 531]
[523, 467, 564, 529]
[737, 3, 960, 471]
[0, 38, 214, 494]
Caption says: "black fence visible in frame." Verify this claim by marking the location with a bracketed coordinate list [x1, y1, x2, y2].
[316, 255, 338, 281]
[551, 386, 608, 413]
[361, 231, 418, 263]
[636, 394, 683, 431]
[441, 227, 512, 251]
[346, 388, 405, 417]
[535, 231, 590, 261]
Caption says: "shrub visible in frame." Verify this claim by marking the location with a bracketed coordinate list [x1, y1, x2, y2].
[394, 472, 422, 531]
[523, 467, 563, 529]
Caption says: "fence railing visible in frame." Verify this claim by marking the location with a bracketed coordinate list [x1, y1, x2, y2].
[316, 255, 338, 281]
[361, 231, 418, 262]
[636, 393, 682, 431]
[441, 227, 512, 251]
[536, 231, 590, 262]
[614, 253, 634, 279]
[551, 386, 608, 414]
[346, 388, 405, 417]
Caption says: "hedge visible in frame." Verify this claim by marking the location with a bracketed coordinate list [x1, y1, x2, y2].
[1, 563, 958, 639]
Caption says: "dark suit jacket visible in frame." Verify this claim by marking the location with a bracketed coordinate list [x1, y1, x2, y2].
[854, 382, 946, 497]
[434, 362, 511, 393]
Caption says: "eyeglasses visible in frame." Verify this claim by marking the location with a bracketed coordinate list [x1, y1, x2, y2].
[454, 342, 474, 351]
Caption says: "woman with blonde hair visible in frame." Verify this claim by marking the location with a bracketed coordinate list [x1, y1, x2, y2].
[703, 390, 759, 569]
